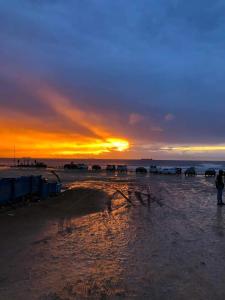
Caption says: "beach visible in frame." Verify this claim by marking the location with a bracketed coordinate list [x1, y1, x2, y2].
[1, 0, 225, 298]
[0, 170, 225, 299]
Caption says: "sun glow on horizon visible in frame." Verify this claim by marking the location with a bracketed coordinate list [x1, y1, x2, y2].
[0, 113, 130, 157]
[51, 138, 130, 156]
[0, 83, 130, 158]
[1, 81, 224, 160]
[0, 129, 130, 158]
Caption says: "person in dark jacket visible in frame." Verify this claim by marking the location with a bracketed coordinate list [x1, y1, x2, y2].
[215, 170, 225, 205]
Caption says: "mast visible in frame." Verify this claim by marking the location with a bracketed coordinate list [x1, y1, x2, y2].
[13, 144, 16, 166]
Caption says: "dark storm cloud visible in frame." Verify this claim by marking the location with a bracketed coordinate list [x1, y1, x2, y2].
[1, 0, 225, 146]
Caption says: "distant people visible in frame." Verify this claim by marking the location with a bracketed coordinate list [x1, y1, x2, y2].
[215, 170, 225, 205]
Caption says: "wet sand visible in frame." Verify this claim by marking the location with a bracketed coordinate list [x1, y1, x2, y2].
[0, 171, 225, 299]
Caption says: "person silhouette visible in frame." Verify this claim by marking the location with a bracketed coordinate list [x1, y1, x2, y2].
[215, 170, 225, 205]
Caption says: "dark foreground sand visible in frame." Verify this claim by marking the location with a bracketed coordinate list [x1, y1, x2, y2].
[0, 188, 109, 300]
[0, 173, 225, 300]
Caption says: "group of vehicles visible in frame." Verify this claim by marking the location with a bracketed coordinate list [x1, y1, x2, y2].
[149, 166, 182, 175]
[150, 166, 217, 177]
[63, 163, 88, 170]
[63, 162, 219, 176]
[64, 163, 128, 172]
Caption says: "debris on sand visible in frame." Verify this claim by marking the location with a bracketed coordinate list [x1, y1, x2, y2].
[108, 185, 163, 211]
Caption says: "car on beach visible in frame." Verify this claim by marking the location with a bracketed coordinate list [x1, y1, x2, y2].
[149, 165, 161, 174]
[117, 165, 128, 173]
[106, 165, 116, 172]
[64, 163, 88, 170]
[92, 165, 101, 171]
[136, 167, 147, 174]
[205, 168, 216, 177]
[76, 164, 88, 170]
[175, 168, 182, 174]
[185, 167, 196, 176]
[160, 168, 182, 175]
[64, 162, 76, 169]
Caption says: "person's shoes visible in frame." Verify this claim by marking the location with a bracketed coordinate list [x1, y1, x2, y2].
[217, 202, 225, 206]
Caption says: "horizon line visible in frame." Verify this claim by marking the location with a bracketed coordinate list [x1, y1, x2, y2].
[0, 157, 225, 162]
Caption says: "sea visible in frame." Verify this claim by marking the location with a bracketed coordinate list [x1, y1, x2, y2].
[1, 158, 225, 174]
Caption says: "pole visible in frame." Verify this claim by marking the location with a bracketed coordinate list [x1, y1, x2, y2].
[13, 144, 16, 166]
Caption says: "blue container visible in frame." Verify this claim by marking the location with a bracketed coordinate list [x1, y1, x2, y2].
[48, 182, 61, 195]
[31, 176, 42, 194]
[13, 176, 32, 199]
[0, 178, 14, 204]
[40, 181, 49, 199]
[22, 176, 32, 195]
[0, 176, 60, 205]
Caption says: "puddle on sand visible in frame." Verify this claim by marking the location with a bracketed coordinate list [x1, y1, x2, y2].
[1, 175, 225, 300]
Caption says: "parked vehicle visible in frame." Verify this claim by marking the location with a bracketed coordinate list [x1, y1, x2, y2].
[117, 165, 128, 173]
[76, 164, 88, 170]
[64, 162, 88, 170]
[149, 165, 161, 174]
[92, 165, 101, 171]
[185, 167, 196, 176]
[175, 168, 182, 174]
[205, 168, 216, 177]
[160, 168, 177, 175]
[136, 167, 147, 174]
[106, 165, 116, 172]
[64, 162, 75, 169]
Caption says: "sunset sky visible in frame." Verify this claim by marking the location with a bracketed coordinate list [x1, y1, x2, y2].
[1, 0, 225, 159]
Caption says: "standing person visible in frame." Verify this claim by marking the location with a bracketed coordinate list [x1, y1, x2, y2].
[215, 170, 225, 205]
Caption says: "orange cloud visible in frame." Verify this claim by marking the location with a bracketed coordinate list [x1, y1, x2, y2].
[0, 85, 130, 158]
[37, 86, 120, 138]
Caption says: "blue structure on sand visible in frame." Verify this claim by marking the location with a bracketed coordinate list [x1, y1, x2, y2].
[0, 175, 61, 205]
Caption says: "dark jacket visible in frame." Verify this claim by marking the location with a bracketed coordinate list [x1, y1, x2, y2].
[216, 175, 224, 189]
